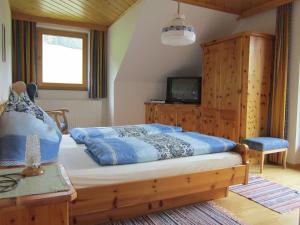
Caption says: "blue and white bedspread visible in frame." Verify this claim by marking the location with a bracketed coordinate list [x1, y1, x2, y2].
[85, 132, 237, 166]
[70, 124, 182, 144]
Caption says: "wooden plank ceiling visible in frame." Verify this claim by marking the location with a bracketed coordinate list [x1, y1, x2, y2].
[9, 0, 293, 30]
[180, 0, 293, 18]
[9, 0, 138, 30]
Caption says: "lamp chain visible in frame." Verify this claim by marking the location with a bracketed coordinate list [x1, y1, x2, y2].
[177, 0, 181, 15]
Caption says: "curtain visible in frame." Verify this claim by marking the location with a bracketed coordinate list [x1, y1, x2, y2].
[89, 30, 107, 99]
[12, 20, 37, 83]
[269, 3, 292, 163]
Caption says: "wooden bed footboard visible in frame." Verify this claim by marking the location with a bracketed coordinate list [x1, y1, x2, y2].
[70, 143, 249, 225]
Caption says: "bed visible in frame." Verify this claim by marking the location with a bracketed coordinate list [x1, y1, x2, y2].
[1, 85, 249, 224]
[58, 134, 249, 225]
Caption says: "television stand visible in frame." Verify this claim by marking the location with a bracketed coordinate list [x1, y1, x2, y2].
[145, 102, 201, 132]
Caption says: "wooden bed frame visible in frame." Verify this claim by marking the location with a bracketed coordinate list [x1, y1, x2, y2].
[69, 144, 249, 225]
[0, 98, 249, 225]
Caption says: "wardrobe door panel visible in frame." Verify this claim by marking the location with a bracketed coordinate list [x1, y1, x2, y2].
[202, 45, 220, 109]
[245, 36, 273, 137]
[218, 38, 243, 111]
[217, 38, 243, 141]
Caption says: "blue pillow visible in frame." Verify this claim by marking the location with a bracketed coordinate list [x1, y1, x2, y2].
[0, 91, 62, 166]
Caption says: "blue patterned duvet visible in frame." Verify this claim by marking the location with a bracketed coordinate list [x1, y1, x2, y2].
[85, 132, 236, 166]
[70, 124, 182, 144]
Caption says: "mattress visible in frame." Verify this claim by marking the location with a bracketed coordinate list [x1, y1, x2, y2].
[59, 135, 243, 188]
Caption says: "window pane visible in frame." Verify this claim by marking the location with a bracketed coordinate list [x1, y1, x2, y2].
[42, 34, 83, 84]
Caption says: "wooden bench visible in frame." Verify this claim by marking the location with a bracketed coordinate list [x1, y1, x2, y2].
[242, 137, 288, 173]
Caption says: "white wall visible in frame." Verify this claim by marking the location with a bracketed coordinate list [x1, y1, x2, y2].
[287, 0, 300, 164]
[234, 9, 276, 34]
[109, 0, 238, 125]
[0, 0, 12, 103]
[107, 0, 143, 125]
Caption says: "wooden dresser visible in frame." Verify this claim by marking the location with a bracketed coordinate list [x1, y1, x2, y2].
[145, 103, 201, 132]
[145, 32, 274, 142]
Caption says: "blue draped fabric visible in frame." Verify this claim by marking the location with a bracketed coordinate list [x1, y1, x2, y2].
[70, 123, 183, 144]
[85, 132, 236, 166]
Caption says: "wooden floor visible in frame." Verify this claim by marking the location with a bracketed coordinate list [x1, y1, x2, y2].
[215, 164, 300, 225]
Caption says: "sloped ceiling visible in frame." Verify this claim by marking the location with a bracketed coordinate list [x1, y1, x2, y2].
[180, 0, 293, 18]
[9, 0, 292, 30]
[9, 0, 138, 29]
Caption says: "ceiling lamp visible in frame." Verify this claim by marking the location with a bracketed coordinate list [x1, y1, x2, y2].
[161, 0, 196, 46]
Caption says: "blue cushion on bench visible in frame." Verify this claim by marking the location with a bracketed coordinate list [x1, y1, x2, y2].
[242, 137, 289, 151]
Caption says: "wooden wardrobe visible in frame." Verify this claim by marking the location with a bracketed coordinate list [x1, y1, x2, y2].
[145, 32, 274, 142]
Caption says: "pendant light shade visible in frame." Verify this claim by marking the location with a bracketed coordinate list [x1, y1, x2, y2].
[161, 1, 196, 46]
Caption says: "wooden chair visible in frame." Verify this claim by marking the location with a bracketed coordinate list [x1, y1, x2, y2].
[243, 137, 289, 173]
[46, 109, 70, 134]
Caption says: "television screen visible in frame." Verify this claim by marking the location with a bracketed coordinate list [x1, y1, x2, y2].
[166, 77, 201, 103]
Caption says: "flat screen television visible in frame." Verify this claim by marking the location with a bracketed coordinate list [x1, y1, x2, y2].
[166, 77, 201, 104]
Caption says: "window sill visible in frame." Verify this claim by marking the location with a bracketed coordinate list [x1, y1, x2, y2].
[38, 84, 88, 91]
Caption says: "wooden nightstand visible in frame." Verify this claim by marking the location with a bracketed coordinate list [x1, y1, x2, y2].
[0, 165, 77, 225]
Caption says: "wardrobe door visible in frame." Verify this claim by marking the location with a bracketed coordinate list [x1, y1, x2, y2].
[202, 45, 220, 109]
[243, 36, 273, 138]
[217, 38, 243, 141]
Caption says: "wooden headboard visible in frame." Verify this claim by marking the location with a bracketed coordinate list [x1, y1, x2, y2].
[0, 81, 27, 116]
[0, 102, 5, 116]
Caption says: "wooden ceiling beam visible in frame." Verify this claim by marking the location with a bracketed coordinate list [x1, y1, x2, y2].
[178, 0, 241, 15]
[238, 0, 294, 19]
[12, 12, 107, 31]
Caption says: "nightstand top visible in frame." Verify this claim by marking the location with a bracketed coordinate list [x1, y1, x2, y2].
[0, 164, 77, 211]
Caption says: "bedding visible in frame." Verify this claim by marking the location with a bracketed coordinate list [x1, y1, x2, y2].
[70, 123, 182, 144]
[0, 91, 62, 166]
[85, 132, 236, 166]
[59, 135, 242, 188]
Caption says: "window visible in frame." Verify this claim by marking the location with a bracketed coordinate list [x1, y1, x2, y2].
[37, 28, 88, 90]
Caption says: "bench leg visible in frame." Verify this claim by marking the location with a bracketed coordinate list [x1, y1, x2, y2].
[260, 152, 265, 173]
[282, 150, 287, 169]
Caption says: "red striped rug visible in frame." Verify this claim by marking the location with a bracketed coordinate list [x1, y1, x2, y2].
[230, 175, 300, 213]
[103, 201, 246, 225]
